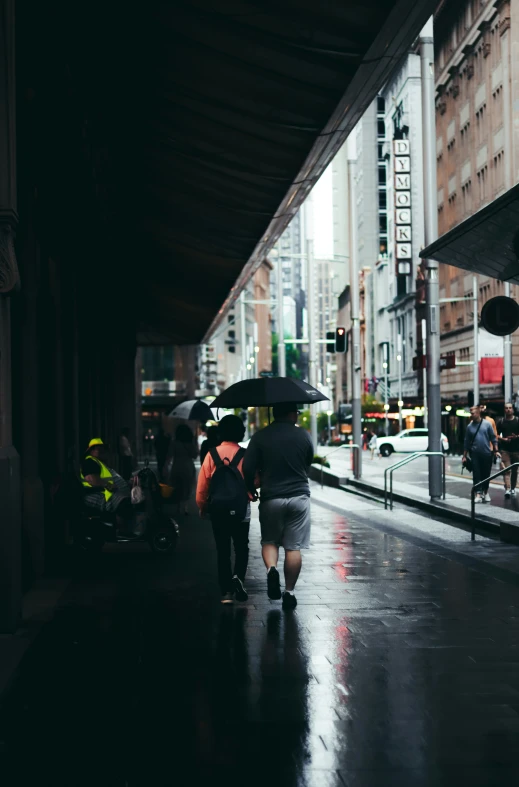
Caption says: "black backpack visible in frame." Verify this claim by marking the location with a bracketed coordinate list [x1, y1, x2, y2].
[208, 447, 248, 521]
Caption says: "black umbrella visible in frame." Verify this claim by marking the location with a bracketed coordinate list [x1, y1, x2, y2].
[168, 399, 214, 422]
[211, 377, 329, 408]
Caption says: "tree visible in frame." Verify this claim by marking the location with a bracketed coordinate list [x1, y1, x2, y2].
[271, 333, 302, 379]
[362, 393, 384, 415]
[317, 411, 337, 433]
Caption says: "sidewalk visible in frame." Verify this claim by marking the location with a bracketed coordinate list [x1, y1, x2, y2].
[314, 449, 519, 542]
[3, 490, 519, 785]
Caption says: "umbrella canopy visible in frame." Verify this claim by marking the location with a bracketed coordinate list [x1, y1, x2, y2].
[211, 378, 329, 408]
[168, 399, 214, 422]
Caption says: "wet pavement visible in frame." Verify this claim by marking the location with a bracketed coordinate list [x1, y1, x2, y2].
[2, 493, 519, 786]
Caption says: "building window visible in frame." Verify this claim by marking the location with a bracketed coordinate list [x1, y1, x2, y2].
[493, 151, 504, 193]
[462, 180, 472, 216]
[477, 166, 488, 203]
[476, 105, 486, 146]
[377, 96, 385, 115]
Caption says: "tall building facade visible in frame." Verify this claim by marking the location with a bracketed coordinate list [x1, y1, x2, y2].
[381, 49, 426, 412]
[203, 260, 273, 395]
[272, 211, 305, 343]
[435, 0, 519, 427]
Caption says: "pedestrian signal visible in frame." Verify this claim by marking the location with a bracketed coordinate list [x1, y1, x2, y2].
[335, 327, 347, 354]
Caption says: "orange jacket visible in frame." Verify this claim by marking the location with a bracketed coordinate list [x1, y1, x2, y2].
[196, 442, 252, 512]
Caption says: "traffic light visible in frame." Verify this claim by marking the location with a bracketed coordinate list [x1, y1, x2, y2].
[335, 327, 347, 354]
[326, 331, 335, 353]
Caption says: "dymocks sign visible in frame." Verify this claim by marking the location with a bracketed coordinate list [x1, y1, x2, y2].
[394, 139, 411, 276]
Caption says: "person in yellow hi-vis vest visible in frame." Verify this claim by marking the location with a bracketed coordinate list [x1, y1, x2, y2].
[81, 438, 132, 530]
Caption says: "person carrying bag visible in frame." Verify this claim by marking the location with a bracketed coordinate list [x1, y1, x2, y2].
[196, 415, 255, 604]
[462, 405, 500, 503]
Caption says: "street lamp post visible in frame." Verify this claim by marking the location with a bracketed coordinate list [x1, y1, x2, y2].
[421, 19, 442, 499]
[422, 318, 428, 428]
[306, 238, 318, 449]
[276, 256, 286, 377]
[397, 335, 403, 432]
[383, 342, 389, 436]
[473, 276, 479, 406]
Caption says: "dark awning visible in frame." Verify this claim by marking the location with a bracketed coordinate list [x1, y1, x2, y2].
[420, 184, 519, 282]
[27, 0, 437, 344]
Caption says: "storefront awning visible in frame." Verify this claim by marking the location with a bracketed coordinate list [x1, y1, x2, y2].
[420, 184, 519, 282]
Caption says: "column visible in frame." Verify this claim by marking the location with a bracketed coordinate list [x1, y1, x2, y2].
[0, 0, 22, 632]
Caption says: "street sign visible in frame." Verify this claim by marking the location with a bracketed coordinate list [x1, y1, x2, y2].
[439, 355, 456, 370]
[413, 355, 456, 370]
[481, 296, 519, 336]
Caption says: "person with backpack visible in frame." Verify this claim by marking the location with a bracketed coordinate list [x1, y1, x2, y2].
[196, 415, 254, 604]
[497, 402, 519, 498]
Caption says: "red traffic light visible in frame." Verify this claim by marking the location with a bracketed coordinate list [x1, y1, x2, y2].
[335, 327, 347, 353]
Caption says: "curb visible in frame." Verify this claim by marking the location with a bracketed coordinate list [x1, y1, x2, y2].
[344, 477, 502, 536]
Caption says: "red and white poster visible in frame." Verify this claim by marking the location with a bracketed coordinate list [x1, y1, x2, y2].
[478, 329, 504, 384]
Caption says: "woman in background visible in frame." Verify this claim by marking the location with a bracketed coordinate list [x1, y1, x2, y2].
[166, 424, 197, 515]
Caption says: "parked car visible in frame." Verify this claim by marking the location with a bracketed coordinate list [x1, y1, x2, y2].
[376, 428, 449, 457]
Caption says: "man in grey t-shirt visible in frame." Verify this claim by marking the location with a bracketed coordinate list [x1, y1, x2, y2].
[243, 402, 314, 610]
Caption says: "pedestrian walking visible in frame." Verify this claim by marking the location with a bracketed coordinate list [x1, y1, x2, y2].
[463, 405, 500, 503]
[479, 402, 498, 438]
[243, 401, 313, 610]
[369, 432, 378, 460]
[165, 424, 197, 515]
[200, 425, 221, 466]
[497, 402, 519, 498]
[196, 415, 252, 604]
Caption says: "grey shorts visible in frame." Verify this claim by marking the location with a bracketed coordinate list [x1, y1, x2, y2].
[259, 495, 311, 551]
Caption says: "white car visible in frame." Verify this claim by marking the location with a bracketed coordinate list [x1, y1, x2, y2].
[376, 428, 449, 457]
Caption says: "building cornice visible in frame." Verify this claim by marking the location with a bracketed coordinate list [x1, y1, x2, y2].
[435, 2, 498, 91]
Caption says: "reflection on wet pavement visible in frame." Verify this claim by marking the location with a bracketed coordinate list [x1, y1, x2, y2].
[2, 501, 519, 786]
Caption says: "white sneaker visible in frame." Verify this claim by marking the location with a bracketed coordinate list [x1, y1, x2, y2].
[475, 494, 483, 504]
[483, 493, 491, 503]
[512, 489, 517, 497]
[505, 490, 511, 498]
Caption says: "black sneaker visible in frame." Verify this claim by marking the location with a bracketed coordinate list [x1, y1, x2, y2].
[282, 592, 297, 610]
[267, 567, 282, 600]
[232, 576, 248, 602]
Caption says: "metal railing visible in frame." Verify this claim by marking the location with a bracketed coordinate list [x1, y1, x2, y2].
[319, 443, 361, 488]
[384, 452, 446, 510]
[470, 462, 519, 541]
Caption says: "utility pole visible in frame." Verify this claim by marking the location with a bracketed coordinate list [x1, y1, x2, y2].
[240, 290, 247, 382]
[421, 19, 442, 498]
[504, 281, 513, 403]
[397, 334, 403, 432]
[348, 159, 362, 479]
[306, 238, 318, 449]
[383, 343, 389, 436]
[277, 256, 286, 377]
[422, 318, 428, 427]
[473, 276, 480, 406]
